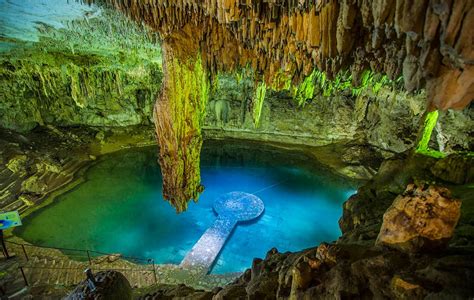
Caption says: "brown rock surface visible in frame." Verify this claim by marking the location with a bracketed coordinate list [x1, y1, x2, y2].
[430, 154, 474, 184]
[136, 243, 474, 298]
[89, 0, 473, 111]
[376, 184, 461, 252]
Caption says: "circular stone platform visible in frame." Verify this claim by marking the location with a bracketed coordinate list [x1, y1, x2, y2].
[213, 191, 264, 222]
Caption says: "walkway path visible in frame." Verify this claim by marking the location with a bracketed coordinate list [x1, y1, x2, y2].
[180, 192, 264, 274]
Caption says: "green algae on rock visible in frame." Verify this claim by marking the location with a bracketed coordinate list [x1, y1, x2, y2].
[415, 110, 445, 158]
[0, 9, 162, 132]
[154, 40, 209, 212]
[251, 82, 266, 128]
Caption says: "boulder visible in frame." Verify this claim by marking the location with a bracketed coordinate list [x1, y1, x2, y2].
[390, 276, 427, 299]
[431, 154, 474, 184]
[66, 270, 132, 300]
[376, 184, 461, 253]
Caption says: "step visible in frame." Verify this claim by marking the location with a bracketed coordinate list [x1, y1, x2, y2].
[54, 260, 65, 285]
[45, 259, 56, 284]
[63, 261, 73, 286]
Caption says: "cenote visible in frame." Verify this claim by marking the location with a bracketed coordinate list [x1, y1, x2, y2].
[15, 140, 357, 274]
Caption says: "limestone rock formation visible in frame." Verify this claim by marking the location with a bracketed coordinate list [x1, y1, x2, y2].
[86, 0, 473, 211]
[0, 10, 162, 132]
[430, 154, 474, 184]
[138, 242, 474, 298]
[376, 184, 461, 252]
[91, 0, 473, 111]
[154, 37, 208, 212]
[137, 284, 214, 299]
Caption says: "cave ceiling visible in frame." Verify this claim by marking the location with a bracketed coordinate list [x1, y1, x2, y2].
[85, 0, 474, 211]
[90, 0, 474, 110]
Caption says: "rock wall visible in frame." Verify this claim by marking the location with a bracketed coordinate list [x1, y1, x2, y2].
[204, 74, 473, 155]
[1, 65, 472, 156]
[0, 52, 161, 132]
[0, 9, 162, 132]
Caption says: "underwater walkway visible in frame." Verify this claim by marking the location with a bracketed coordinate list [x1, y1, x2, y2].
[180, 192, 264, 274]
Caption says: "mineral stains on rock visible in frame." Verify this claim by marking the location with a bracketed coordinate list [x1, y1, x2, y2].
[154, 32, 209, 212]
[91, 0, 473, 110]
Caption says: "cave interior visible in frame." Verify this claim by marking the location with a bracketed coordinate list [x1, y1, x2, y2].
[0, 0, 473, 299]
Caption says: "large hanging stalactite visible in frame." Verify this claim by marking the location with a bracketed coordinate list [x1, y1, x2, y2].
[154, 24, 209, 212]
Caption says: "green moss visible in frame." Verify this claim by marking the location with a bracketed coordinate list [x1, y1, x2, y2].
[415, 110, 445, 158]
[252, 82, 266, 128]
[293, 70, 316, 107]
[0, 8, 162, 131]
[417, 110, 439, 151]
[415, 149, 445, 159]
[155, 53, 209, 212]
[267, 68, 399, 107]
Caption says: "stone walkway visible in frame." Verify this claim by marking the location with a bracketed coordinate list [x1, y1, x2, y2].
[180, 192, 264, 274]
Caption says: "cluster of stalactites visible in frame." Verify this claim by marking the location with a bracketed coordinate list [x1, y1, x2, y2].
[85, 0, 473, 212]
[89, 0, 473, 110]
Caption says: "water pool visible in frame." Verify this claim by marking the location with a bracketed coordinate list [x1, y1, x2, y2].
[16, 140, 358, 274]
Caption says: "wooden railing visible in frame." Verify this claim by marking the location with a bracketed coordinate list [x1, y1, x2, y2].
[5, 240, 158, 288]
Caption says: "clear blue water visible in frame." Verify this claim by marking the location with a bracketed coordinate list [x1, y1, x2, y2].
[16, 141, 357, 274]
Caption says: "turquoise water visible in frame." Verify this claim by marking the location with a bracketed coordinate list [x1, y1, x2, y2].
[16, 141, 357, 274]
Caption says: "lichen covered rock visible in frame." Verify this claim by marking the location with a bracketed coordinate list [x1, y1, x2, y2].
[153, 27, 209, 212]
[376, 184, 461, 252]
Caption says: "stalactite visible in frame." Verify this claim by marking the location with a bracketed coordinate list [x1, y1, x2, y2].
[252, 82, 266, 128]
[90, 0, 473, 111]
[154, 39, 209, 212]
[293, 70, 316, 107]
[416, 110, 445, 158]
